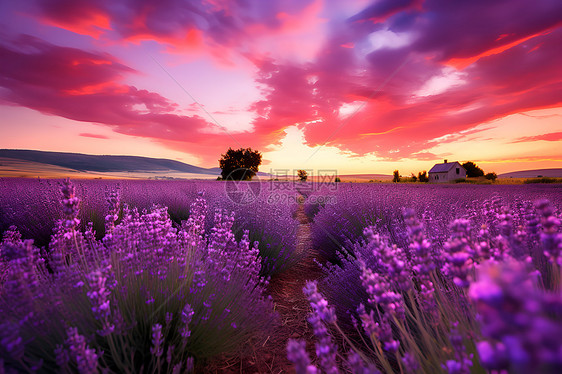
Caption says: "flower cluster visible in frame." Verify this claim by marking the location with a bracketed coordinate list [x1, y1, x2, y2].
[470, 259, 562, 372]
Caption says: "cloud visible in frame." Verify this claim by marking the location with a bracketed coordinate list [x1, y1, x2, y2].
[0, 35, 285, 164]
[512, 132, 562, 143]
[79, 133, 110, 139]
[251, 0, 562, 160]
[33, 0, 319, 49]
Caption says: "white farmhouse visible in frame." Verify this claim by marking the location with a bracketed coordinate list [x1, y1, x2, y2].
[428, 160, 466, 183]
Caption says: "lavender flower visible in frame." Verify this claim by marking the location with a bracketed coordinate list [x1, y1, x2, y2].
[442, 219, 474, 288]
[60, 179, 80, 238]
[287, 339, 318, 374]
[150, 324, 164, 357]
[536, 200, 561, 265]
[104, 187, 120, 235]
[86, 268, 114, 336]
[0, 322, 24, 360]
[303, 281, 336, 324]
[66, 327, 99, 374]
[442, 322, 473, 374]
[180, 303, 194, 341]
[469, 259, 562, 372]
[346, 350, 380, 374]
[360, 262, 405, 319]
[402, 352, 419, 373]
[363, 227, 411, 292]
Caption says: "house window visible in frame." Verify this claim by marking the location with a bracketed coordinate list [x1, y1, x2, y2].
[456, 168, 460, 174]
[436, 175, 439, 180]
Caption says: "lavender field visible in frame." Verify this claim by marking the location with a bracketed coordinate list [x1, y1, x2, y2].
[1, 178, 561, 373]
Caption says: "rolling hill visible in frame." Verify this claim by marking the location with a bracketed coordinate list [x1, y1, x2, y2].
[498, 168, 562, 178]
[0, 149, 221, 175]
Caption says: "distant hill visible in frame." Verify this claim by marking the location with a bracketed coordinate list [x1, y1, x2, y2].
[498, 168, 562, 178]
[0, 149, 220, 175]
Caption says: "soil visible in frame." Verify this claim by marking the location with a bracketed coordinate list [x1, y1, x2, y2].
[210, 195, 325, 373]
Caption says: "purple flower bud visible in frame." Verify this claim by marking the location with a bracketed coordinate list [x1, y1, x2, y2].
[150, 323, 164, 357]
[287, 339, 318, 374]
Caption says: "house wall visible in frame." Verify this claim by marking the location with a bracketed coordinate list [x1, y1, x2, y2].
[447, 164, 466, 180]
[429, 172, 448, 183]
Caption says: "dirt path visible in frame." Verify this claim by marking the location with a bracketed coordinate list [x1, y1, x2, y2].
[212, 195, 324, 373]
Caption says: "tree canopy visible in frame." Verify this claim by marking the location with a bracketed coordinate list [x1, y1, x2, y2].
[219, 147, 262, 180]
[297, 170, 308, 181]
[462, 161, 484, 178]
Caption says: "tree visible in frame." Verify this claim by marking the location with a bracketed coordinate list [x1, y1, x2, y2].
[219, 147, 262, 180]
[393, 170, 400, 183]
[297, 170, 308, 181]
[462, 161, 484, 178]
[418, 171, 429, 182]
[485, 172, 498, 181]
[410, 173, 417, 182]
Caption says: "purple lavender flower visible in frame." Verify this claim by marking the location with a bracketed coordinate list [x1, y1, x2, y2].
[287, 339, 318, 374]
[346, 350, 380, 374]
[55, 344, 70, 369]
[180, 303, 194, 341]
[442, 219, 474, 288]
[86, 268, 114, 336]
[475, 341, 508, 371]
[469, 259, 562, 372]
[60, 179, 80, 238]
[66, 327, 99, 374]
[0, 322, 24, 360]
[104, 187, 120, 236]
[402, 352, 419, 373]
[442, 322, 473, 374]
[536, 200, 561, 265]
[302, 281, 339, 373]
[307, 313, 339, 374]
[360, 262, 405, 319]
[303, 281, 336, 324]
[363, 227, 411, 292]
[150, 324, 164, 358]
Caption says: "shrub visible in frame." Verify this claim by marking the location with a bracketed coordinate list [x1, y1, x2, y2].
[485, 172, 497, 181]
[524, 177, 561, 184]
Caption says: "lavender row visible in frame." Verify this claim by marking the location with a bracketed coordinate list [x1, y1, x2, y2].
[0, 178, 300, 276]
[310, 183, 562, 263]
[0, 180, 277, 372]
[290, 194, 562, 373]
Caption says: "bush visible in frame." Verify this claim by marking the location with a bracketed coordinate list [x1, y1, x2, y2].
[485, 172, 497, 181]
[524, 177, 561, 184]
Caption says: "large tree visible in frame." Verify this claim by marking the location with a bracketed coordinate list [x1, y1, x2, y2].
[462, 161, 484, 178]
[219, 147, 262, 180]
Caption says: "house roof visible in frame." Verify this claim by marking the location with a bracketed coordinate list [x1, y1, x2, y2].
[429, 162, 464, 173]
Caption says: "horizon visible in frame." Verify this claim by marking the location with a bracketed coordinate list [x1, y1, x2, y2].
[1, 1, 561, 175]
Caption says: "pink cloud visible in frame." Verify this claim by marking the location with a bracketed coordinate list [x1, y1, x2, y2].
[512, 132, 562, 143]
[250, 0, 562, 160]
[79, 133, 110, 139]
[0, 35, 286, 164]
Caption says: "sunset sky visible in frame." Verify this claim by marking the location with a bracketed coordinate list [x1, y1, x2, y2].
[1, 0, 561, 175]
